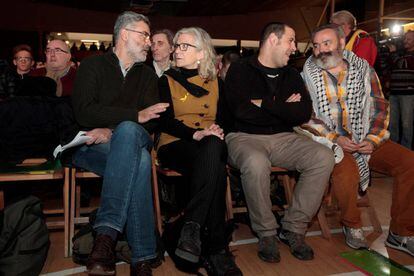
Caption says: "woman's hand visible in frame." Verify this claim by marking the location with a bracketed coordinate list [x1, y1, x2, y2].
[193, 123, 224, 141]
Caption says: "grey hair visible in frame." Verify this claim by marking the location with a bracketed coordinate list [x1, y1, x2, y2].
[173, 27, 217, 81]
[311, 23, 345, 42]
[113, 11, 150, 44]
[330, 10, 357, 30]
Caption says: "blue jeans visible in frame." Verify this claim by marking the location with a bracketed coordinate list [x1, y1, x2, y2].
[389, 95, 414, 149]
[73, 121, 156, 262]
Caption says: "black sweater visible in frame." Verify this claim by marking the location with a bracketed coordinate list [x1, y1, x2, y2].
[72, 51, 159, 132]
[224, 55, 312, 135]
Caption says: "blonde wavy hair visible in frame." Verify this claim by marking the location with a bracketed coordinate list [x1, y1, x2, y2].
[173, 27, 217, 81]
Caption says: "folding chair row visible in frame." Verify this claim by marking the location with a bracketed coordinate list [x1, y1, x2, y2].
[0, 158, 70, 257]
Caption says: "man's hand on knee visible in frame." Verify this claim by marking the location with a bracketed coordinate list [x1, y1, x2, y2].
[86, 128, 112, 145]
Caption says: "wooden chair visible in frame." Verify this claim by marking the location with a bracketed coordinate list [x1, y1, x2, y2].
[150, 149, 182, 235]
[69, 168, 100, 256]
[225, 165, 333, 240]
[0, 158, 70, 257]
[319, 185, 382, 241]
[225, 166, 294, 220]
[69, 158, 164, 256]
[150, 150, 238, 235]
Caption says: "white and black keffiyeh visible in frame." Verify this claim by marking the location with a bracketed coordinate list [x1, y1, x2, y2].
[302, 50, 372, 191]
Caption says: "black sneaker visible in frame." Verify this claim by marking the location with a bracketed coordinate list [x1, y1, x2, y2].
[130, 261, 152, 276]
[278, 229, 314, 260]
[204, 249, 243, 276]
[175, 221, 201, 263]
[257, 235, 280, 263]
[87, 234, 116, 275]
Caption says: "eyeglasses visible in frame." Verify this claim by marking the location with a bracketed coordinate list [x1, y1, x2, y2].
[174, 43, 197, 51]
[45, 48, 69, 55]
[124, 28, 151, 41]
[15, 57, 33, 62]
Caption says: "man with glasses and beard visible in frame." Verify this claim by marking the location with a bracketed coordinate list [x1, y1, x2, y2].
[302, 24, 414, 257]
[72, 11, 169, 275]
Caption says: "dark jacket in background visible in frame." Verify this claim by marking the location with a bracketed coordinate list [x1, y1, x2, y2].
[389, 51, 414, 95]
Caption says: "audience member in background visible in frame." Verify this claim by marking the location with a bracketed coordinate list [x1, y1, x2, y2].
[72, 11, 168, 275]
[219, 50, 240, 81]
[99, 42, 106, 52]
[157, 27, 242, 275]
[31, 39, 76, 97]
[0, 44, 34, 99]
[79, 42, 87, 51]
[302, 24, 414, 256]
[388, 30, 414, 149]
[70, 43, 78, 54]
[89, 42, 98, 51]
[150, 29, 174, 77]
[330, 10, 377, 67]
[224, 22, 335, 263]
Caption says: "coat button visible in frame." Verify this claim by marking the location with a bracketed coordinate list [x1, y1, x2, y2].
[195, 122, 200, 127]
[199, 113, 205, 117]
[203, 104, 209, 108]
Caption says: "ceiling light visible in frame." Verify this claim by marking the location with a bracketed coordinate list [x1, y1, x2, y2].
[391, 24, 402, 35]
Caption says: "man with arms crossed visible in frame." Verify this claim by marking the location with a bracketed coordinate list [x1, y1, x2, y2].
[224, 22, 335, 263]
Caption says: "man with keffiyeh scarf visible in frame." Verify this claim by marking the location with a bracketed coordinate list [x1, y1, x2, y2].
[302, 23, 414, 257]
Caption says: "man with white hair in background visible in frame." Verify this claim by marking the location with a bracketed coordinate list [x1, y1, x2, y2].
[72, 11, 169, 275]
[330, 10, 377, 67]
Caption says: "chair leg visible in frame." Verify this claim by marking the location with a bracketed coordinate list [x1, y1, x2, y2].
[151, 151, 163, 235]
[365, 194, 382, 234]
[317, 206, 331, 240]
[69, 168, 76, 257]
[75, 185, 81, 217]
[63, 167, 70, 258]
[225, 176, 234, 221]
[282, 174, 294, 206]
[0, 190, 4, 210]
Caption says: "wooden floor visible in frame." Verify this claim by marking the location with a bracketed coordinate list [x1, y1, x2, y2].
[40, 175, 414, 276]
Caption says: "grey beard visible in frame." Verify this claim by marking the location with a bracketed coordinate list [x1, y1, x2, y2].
[127, 48, 146, 63]
[314, 54, 342, 70]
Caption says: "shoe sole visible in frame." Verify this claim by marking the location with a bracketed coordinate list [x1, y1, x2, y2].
[344, 240, 368, 250]
[257, 252, 280, 263]
[385, 240, 414, 257]
[87, 268, 115, 276]
[175, 248, 200, 263]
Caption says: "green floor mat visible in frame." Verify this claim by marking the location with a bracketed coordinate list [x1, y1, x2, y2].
[340, 249, 414, 275]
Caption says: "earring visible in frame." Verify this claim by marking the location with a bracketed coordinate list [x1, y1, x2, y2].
[197, 60, 200, 65]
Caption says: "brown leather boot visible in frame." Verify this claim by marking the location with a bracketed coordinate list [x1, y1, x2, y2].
[130, 261, 153, 276]
[87, 234, 116, 275]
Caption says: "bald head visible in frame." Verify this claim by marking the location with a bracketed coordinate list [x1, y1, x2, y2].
[45, 39, 71, 71]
